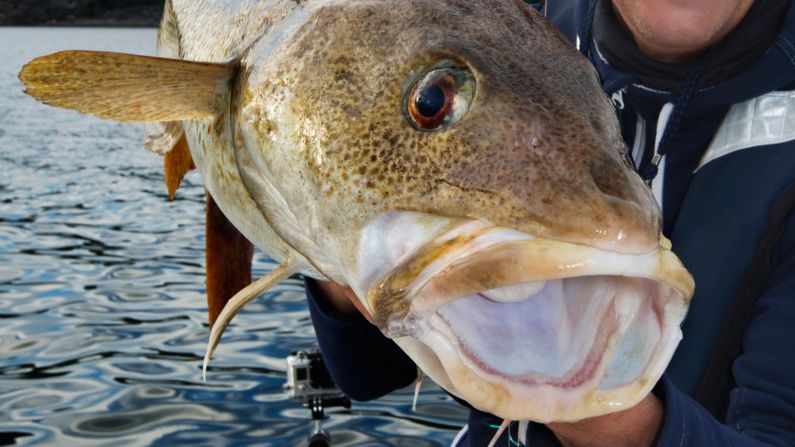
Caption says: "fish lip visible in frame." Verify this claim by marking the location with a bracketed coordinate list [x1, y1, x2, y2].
[365, 224, 532, 334]
[366, 227, 693, 337]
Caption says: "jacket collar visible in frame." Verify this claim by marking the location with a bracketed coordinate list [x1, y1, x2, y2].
[574, 0, 795, 109]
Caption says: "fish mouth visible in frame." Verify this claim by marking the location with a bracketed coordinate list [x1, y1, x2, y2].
[360, 214, 693, 422]
[433, 278, 624, 387]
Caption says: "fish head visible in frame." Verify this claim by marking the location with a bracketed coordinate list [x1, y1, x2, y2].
[236, 0, 659, 255]
[231, 0, 693, 422]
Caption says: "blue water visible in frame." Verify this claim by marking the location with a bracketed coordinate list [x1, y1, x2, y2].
[0, 27, 466, 446]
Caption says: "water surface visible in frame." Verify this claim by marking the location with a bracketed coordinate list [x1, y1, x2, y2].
[0, 27, 466, 446]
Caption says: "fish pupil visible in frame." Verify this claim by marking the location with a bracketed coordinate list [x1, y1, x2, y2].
[415, 84, 446, 117]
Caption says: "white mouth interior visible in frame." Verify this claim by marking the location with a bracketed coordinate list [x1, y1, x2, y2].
[433, 276, 662, 387]
[352, 211, 690, 420]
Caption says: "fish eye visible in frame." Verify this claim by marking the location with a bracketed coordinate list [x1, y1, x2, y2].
[405, 66, 475, 132]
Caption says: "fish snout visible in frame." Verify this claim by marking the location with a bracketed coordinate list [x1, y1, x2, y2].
[436, 117, 661, 255]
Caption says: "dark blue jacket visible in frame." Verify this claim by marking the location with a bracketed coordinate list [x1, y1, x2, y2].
[306, 1, 795, 445]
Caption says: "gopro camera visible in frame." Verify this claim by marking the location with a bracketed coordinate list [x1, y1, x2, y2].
[284, 350, 351, 447]
[285, 350, 347, 403]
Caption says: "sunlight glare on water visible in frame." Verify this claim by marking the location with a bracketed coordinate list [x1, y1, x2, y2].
[0, 27, 465, 446]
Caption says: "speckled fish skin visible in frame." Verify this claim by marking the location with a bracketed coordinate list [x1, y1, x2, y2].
[165, 0, 659, 279]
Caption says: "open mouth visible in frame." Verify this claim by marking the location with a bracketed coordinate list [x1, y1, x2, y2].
[431, 275, 661, 389]
[361, 217, 693, 422]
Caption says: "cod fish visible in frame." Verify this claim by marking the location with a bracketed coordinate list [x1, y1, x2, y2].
[19, 0, 694, 424]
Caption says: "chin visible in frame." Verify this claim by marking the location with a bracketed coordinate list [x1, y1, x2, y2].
[611, 0, 753, 62]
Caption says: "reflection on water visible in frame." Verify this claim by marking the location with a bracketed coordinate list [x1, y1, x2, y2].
[0, 27, 465, 446]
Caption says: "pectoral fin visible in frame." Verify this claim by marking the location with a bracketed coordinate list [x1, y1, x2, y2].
[203, 257, 299, 381]
[19, 51, 235, 122]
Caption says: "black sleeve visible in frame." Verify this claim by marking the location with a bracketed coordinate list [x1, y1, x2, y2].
[305, 278, 417, 401]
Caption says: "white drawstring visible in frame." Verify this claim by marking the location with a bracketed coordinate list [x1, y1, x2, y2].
[650, 102, 674, 208]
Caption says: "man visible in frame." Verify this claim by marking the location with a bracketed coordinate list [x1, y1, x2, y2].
[306, 0, 795, 445]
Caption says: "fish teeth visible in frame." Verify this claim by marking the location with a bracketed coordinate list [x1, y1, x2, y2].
[481, 281, 546, 303]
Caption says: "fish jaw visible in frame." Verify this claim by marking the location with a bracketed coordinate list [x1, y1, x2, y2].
[350, 211, 693, 422]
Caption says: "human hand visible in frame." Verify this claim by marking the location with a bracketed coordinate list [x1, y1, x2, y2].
[315, 280, 375, 324]
[546, 392, 663, 447]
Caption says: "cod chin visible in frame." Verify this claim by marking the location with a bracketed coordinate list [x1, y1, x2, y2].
[349, 211, 693, 423]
